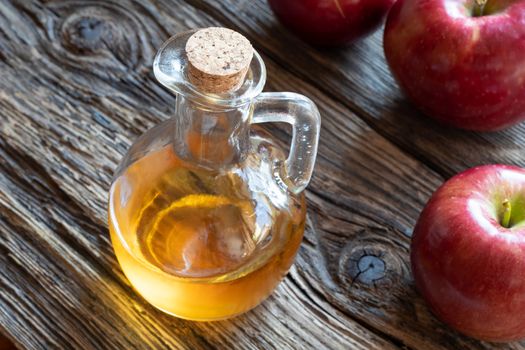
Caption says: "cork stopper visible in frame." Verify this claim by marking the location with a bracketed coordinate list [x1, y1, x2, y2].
[185, 27, 253, 94]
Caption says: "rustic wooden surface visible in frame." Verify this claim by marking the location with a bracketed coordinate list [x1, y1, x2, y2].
[1, 0, 524, 349]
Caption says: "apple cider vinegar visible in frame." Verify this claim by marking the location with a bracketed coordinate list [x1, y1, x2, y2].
[109, 27, 320, 321]
[109, 144, 306, 320]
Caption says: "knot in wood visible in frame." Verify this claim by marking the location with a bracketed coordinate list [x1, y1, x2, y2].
[62, 15, 112, 54]
[58, 5, 143, 72]
[348, 254, 386, 285]
[336, 228, 411, 289]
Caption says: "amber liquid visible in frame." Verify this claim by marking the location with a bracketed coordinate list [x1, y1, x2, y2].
[109, 143, 305, 320]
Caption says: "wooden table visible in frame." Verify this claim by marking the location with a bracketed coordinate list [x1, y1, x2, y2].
[1, 1, 524, 349]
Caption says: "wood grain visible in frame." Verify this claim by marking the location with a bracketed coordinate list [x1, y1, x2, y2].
[0, 0, 524, 349]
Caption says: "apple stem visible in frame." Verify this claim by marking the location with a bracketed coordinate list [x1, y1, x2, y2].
[502, 199, 512, 228]
[473, 0, 488, 16]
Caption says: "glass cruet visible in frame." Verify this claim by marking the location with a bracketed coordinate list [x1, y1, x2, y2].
[108, 27, 320, 321]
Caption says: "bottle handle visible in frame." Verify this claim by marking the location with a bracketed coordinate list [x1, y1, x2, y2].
[251, 92, 321, 194]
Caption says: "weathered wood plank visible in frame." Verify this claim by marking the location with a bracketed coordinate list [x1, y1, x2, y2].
[189, 0, 525, 178]
[0, 1, 522, 349]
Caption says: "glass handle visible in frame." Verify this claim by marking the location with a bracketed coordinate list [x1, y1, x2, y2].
[252, 92, 321, 194]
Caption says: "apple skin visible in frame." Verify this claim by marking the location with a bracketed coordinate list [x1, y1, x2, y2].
[412, 164, 525, 341]
[384, 0, 525, 131]
[268, 0, 396, 46]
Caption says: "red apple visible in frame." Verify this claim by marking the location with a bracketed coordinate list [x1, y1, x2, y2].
[384, 0, 525, 131]
[268, 0, 396, 46]
[412, 165, 525, 341]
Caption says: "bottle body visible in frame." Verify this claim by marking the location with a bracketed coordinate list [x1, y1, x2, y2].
[109, 120, 306, 320]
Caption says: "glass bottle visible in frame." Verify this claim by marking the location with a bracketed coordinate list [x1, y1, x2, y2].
[108, 28, 320, 321]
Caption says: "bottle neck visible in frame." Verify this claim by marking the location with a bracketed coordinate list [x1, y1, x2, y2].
[173, 96, 251, 169]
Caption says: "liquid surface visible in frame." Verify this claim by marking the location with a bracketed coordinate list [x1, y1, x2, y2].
[138, 192, 256, 277]
[109, 140, 305, 320]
